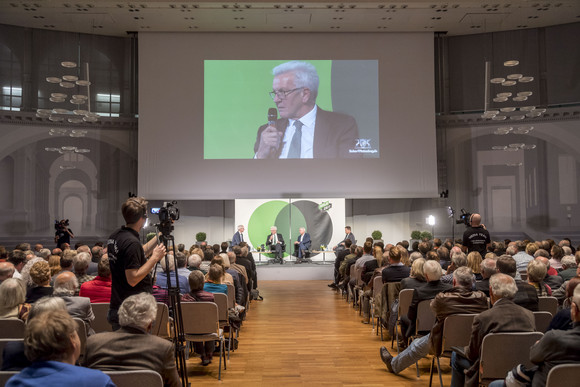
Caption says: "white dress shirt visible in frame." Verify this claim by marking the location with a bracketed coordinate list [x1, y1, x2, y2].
[279, 105, 317, 159]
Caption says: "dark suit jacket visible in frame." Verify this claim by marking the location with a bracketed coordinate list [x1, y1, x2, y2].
[342, 233, 356, 245]
[266, 233, 285, 248]
[530, 322, 580, 387]
[254, 107, 360, 159]
[231, 231, 244, 247]
[463, 298, 536, 387]
[514, 279, 539, 311]
[296, 232, 311, 249]
[83, 326, 180, 387]
[474, 278, 491, 297]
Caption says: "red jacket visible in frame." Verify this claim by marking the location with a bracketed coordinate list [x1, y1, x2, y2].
[79, 276, 112, 303]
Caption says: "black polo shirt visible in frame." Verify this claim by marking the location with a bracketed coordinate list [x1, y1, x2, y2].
[108, 226, 152, 310]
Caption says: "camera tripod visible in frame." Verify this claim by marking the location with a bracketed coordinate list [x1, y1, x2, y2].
[158, 233, 189, 387]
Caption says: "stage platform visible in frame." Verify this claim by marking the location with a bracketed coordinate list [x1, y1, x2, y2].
[256, 261, 334, 281]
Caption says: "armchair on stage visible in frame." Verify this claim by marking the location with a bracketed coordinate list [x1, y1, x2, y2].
[294, 230, 312, 263]
[266, 229, 286, 264]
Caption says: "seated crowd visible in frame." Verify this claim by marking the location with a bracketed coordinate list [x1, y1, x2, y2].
[0, 238, 259, 386]
[328, 220, 580, 387]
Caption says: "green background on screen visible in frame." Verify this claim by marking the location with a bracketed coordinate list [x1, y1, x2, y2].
[204, 60, 333, 159]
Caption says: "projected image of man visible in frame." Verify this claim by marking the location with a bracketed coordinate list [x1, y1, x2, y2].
[254, 61, 360, 159]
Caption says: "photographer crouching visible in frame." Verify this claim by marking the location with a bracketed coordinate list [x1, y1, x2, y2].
[107, 197, 166, 331]
[54, 219, 74, 249]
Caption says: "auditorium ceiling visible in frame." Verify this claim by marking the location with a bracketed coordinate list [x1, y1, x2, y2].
[0, 0, 579, 36]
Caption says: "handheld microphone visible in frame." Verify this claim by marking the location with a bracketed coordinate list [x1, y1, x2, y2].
[267, 108, 277, 126]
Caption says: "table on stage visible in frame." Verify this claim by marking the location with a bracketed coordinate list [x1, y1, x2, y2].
[252, 250, 335, 264]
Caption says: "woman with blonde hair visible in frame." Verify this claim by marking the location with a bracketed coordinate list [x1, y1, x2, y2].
[48, 255, 62, 277]
[25, 260, 53, 303]
[401, 258, 426, 290]
[467, 251, 483, 281]
[0, 278, 30, 321]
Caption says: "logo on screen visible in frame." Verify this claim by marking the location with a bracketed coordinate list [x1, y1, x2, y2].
[355, 138, 372, 149]
[318, 201, 332, 212]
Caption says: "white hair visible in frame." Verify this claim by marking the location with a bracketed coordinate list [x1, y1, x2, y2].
[490, 273, 518, 299]
[423, 260, 442, 281]
[73, 252, 91, 274]
[237, 225, 244, 230]
[270, 226, 277, 231]
[160, 254, 175, 272]
[118, 293, 157, 329]
[562, 255, 577, 269]
[37, 248, 51, 259]
[0, 278, 26, 313]
[20, 257, 45, 288]
[53, 272, 79, 296]
[188, 254, 202, 268]
[272, 61, 319, 101]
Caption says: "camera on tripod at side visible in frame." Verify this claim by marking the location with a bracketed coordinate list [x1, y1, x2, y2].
[151, 201, 180, 238]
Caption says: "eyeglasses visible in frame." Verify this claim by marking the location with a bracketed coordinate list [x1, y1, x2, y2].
[269, 87, 303, 100]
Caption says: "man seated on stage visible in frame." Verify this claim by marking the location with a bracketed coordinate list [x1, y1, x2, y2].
[83, 293, 181, 387]
[266, 226, 285, 265]
[294, 227, 311, 263]
[333, 226, 356, 254]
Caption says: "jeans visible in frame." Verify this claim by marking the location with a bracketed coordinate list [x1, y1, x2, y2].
[488, 380, 505, 387]
[450, 351, 473, 387]
[391, 334, 431, 374]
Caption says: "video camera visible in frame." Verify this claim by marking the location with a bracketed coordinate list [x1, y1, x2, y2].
[54, 219, 69, 231]
[456, 209, 472, 226]
[152, 201, 180, 237]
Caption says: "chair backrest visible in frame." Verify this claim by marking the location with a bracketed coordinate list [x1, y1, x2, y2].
[372, 276, 383, 298]
[90, 303, 113, 333]
[441, 314, 477, 356]
[213, 293, 229, 323]
[0, 319, 25, 339]
[73, 317, 87, 359]
[415, 299, 436, 333]
[533, 311, 553, 333]
[0, 338, 23, 369]
[480, 332, 544, 381]
[546, 363, 580, 387]
[181, 302, 219, 334]
[153, 302, 170, 338]
[104, 370, 163, 387]
[226, 284, 235, 308]
[398, 289, 414, 318]
[0, 371, 18, 386]
[538, 296, 558, 316]
[349, 264, 355, 279]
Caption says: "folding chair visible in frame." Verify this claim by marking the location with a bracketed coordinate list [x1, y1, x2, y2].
[104, 370, 163, 387]
[181, 302, 227, 380]
[371, 276, 383, 331]
[0, 338, 23, 370]
[538, 296, 558, 316]
[479, 332, 544, 386]
[153, 302, 171, 338]
[393, 289, 414, 352]
[0, 319, 25, 339]
[226, 284, 235, 309]
[533, 311, 553, 333]
[409, 299, 436, 377]
[546, 363, 580, 387]
[73, 317, 88, 362]
[90, 303, 113, 333]
[0, 371, 18, 386]
[214, 293, 232, 359]
[429, 314, 477, 387]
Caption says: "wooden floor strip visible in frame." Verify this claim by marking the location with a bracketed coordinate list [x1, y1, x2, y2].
[186, 280, 453, 386]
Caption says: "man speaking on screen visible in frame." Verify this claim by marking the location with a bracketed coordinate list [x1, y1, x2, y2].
[254, 61, 360, 159]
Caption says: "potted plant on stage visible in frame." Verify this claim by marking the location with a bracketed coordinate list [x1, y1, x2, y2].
[195, 232, 207, 246]
[371, 230, 383, 244]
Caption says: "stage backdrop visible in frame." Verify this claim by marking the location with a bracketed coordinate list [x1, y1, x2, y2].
[235, 198, 346, 259]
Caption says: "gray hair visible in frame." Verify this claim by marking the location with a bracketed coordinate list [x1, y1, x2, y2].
[506, 245, 518, 256]
[423, 260, 442, 281]
[527, 259, 547, 283]
[53, 272, 79, 296]
[481, 258, 497, 278]
[489, 273, 518, 299]
[563, 246, 572, 256]
[37, 248, 51, 259]
[562, 255, 577, 269]
[0, 278, 26, 312]
[73, 252, 91, 274]
[534, 249, 550, 258]
[453, 266, 474, 288]
[270, 226, 277, 231]
[451, 252, 467, 268]
[188, 254, 202, 268]
[272, 61, 319, 101]
[160, 254, 175, 272]
[118, 293, 157, 329]
[409, 251, 423, 263]
[28, 296, 67, 320]
[237, 225, 244, 230]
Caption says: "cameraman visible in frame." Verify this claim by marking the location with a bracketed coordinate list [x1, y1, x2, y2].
[107, 197, 166, 331]
[462, 213, 491, 257]
[54, 219, 74, 249]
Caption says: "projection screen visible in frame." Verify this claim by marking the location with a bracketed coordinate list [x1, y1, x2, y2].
[138, 32, 437, 199]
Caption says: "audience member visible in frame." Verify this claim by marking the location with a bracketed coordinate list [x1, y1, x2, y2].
[48, 254, 62, 278]
[536, 256, 563, 290]
[5, 309, 114, 387]
[175, 251, 190, 278]
[0, 261, 15, 284]
[79, 256, 112, 303]
[204, 263, 228, 295]
[53, 271, 95, 334]
[527, 259, 552, 296]
[228, 251, 249, 287]
[475, 258, 497, 296]
[547, 276, 580, 331]
[188, 253, 202, 271]
[330, 239, 353, 289]
[559, 255, 577, 281]
[550, 244, 565, 270]
[83, 293, 180, 387]
[380, 267, 488, 374]
[441, 252, 467, 284]
[381, 246, 411, 284]
[7, 250, 26, 279]
[0, 278, 30, 320]
[156, 253, 190, 295]
[401, 258, 426, 290]
[450, 273, 535, 387]
[25, 260, 53, 303]
[466, 252, 483, 281]
[182, 271, 216, 366]
[496, 255, 539, 311]
[73, 251, 95, 287]
[511, 240, 534, 272]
